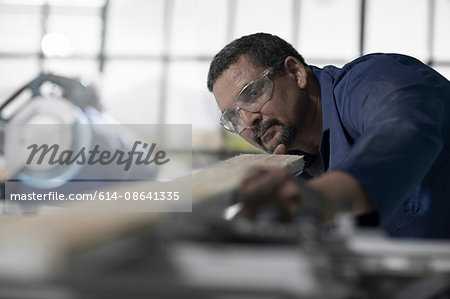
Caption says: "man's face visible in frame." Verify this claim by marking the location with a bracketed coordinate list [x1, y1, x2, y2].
[213, 55, 315, 153]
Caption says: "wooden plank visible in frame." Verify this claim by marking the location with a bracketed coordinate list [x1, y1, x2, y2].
[0, 154, 303, 280]
[189, 154, 304, 200]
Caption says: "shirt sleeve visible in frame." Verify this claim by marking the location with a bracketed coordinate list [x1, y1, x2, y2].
[331, 55, 445, 217]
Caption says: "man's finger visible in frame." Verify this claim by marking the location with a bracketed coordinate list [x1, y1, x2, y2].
[277, 180, 301, 221]
[239, 169, 292, 205]
[273, 144, 287, 155]
[240, 167, 268, 185]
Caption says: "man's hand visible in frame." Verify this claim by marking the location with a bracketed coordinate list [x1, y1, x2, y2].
[236, 167, 301, 221]
[233, 155, 374, 223]
[234, 144, 308, 222]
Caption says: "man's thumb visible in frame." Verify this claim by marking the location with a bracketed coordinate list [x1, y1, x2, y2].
[273, 144, 287, 155]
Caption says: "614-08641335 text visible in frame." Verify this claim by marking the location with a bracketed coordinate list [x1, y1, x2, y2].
[98, 191, 180, 201]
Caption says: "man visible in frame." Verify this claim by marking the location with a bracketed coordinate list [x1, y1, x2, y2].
[207, 33, 450, 239]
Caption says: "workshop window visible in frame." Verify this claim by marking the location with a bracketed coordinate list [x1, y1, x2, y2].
[43, 59, 98, 77]
[170, 0, 228, 56]
[297, 0, 360, 67]
[0, 58, 39, 105]
[106, 0, 165, 56]
[101, 60, 163, 124]
[434, 0, 450, 62]
[166, 61, 221, 131]
[0, 0, 450, 164]
[365, 0, 429, 61]
[0, 3, 41, 53]
[233, 0, 293, 43]
[46, 5, 102, 57]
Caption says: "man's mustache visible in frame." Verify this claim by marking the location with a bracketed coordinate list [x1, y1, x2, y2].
[251, 118, 282, 144]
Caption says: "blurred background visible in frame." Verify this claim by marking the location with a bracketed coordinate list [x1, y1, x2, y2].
[0, 0, 449, 169]
[1, 2, 450, 297]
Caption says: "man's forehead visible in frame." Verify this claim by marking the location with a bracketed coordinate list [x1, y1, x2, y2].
[213, 56, 264, 109]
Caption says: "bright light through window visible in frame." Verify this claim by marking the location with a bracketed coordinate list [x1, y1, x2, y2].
[41, 33, 72, 57]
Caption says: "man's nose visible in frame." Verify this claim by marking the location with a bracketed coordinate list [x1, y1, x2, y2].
[239, 109, 261, 128]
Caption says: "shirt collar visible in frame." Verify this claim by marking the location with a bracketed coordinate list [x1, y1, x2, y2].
[310, 65, 337, 171]
[310, 65, 335, 134]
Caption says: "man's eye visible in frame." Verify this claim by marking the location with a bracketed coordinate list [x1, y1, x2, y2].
[249, 89, 260, 97]
[224, 108, 238, 120]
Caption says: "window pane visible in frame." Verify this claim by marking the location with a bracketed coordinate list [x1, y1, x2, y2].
[106, 0, 165, 56]
[170, 0, 228, 56]
[433, 0, 450, 61]
[306, 58, 348, 69]
[47, 0, 105, 6]
[101, 60, 163, 124]
[165, 61, 222, 148]
[365, 0, 428, 60]
[234, 0, 293, 42]
[297, 0, 360, 61]
[43, 58, 99, 77]
[434, 66, 450, 82]
[46, 6, 102, 56]
[0, 58, 39, 105]
[0, 3, 41, 53]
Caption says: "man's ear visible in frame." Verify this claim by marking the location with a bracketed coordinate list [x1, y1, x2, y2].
[284, 56, 307, 89]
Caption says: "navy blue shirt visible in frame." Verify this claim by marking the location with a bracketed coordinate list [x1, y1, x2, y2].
[312, 53, 450, 239]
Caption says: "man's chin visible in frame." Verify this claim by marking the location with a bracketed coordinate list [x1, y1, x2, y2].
[263, 126, 296, 154]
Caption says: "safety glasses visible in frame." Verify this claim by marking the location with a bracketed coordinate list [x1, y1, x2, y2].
[220, 66, 276, 134]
